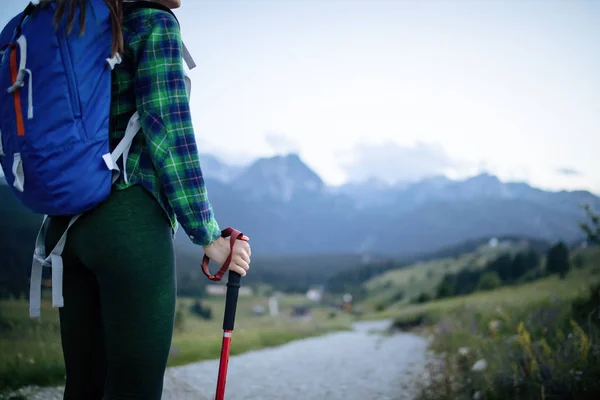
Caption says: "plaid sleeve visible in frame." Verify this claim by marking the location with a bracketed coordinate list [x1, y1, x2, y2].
[131, 10, 221, 246]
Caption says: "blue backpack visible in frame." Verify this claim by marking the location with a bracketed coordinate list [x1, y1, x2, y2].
[0, 0, 196, 317]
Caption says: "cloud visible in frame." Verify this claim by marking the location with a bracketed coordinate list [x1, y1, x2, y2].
[556, 167, 581, 176]
[338, 141, 474, 184]
[264, 131, 300, 154]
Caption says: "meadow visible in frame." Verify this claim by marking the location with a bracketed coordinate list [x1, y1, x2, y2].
[0, 291, 352, 393]
[375, 247, 600, 400]
[363, 241, 532, 310]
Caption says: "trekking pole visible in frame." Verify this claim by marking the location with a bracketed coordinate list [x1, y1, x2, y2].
[201, 227, 248, 400]
[215, 268, 242, 400]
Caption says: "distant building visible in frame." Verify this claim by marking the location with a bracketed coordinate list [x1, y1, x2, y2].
[306, 289, 322, 302]
[269, 296, 279, 317]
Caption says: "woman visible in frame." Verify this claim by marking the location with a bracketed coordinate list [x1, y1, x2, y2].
[44, 0, 251, 398]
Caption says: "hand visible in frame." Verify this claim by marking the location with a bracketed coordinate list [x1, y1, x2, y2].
[203, 236, 251, 276]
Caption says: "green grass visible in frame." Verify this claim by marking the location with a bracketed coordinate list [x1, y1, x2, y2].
[378, 247, 600, 400]
[369, 260, 598, 321]
[363, 242, 529, 309]
[0, 293, 352, 393]
[168, 295, 351, 367]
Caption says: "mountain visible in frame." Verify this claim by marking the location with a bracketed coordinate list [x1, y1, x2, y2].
[1, 154, 598, 259]
[231, 153, 324, 202]
[198, 153, 245, 183]
[198, 155, 598, 256]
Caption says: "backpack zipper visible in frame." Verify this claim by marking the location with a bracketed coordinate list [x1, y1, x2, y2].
[58, 35, 81, 118]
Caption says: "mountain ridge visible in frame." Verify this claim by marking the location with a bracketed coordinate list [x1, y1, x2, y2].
[1, 153, 598, 257]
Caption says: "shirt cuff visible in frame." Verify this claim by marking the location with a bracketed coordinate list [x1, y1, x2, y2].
[188, 219, 222, 247]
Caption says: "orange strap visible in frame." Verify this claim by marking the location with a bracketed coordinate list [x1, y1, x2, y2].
[201, 227, 249, 282]
[9, 45, 25, 137]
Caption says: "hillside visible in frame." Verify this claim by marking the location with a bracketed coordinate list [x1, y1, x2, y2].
[375, 247, 600, 399]
[360, 239, 540, 308]
[1, 153, 599, 299]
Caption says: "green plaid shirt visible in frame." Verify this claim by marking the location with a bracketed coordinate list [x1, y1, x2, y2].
[110, 7, 221, 246]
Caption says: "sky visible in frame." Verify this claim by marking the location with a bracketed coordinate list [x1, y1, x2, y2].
[1, 0, 599, 193]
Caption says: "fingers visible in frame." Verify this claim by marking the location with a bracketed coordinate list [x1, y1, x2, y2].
[237, 259, 250, 273]
[228, 239, 252, 276]
[239, 252, 250, 264]
[235, 240, 251, 262]
[231, 259, 250, 276]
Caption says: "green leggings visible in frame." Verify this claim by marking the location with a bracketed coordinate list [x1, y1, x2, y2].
[46, 185, 176, 400]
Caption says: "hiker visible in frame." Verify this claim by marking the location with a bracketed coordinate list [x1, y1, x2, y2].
[0, 0, 251, 398]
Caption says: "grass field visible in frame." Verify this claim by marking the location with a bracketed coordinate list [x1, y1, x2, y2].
[370, 262, 597, 322]
[0, 292, 352, 393]
[376, 247, 600, 400]
[363, 241, 529, 309]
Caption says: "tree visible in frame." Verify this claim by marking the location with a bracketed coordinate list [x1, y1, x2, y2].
[488, 253, 515, 282]
[190, 300, 213, 320]
[436, 274, 456, 299]
[573, 254, 585, 269]
[546, 242, 571, 279]
[510, 249, 541, 281]
[413, 292, 433, 304]
[477, 271, 502, 291]
[580, 204, 600, 245]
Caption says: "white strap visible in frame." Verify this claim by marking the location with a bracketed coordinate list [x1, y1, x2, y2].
[101, 43, 192, 182]
[25, 68, 33, 119]
[102, 112, 141, 184]
[29, 216, 49, 318]
[184, 73, 191, 98]
[17, 35, 27, 71]
[29, 214, 81, 318]
[106, 53, 122, 70]
[7, 35, 28, 94]
[0, 128, 4, 156]
[50, 254, 64, 308]
[29, 259, 43, 318]
[12, 153, 24, 192]
[182, 42, 196, 70]
[6, 36, 33, 119]
[181, 42, 194, 98]
[16, 36, 32, 119]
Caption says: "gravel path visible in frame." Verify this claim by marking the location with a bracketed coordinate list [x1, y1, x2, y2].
[12, 320, 428, 400]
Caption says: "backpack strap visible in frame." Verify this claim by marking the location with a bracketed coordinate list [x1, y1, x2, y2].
[122, 0, 196, 70]
[29, 213, 82, 317]
[103, 2, 196, 184]
[182, 41, 196, 70]
[102, 110, 141, 185]
[9, 2, 36, 45]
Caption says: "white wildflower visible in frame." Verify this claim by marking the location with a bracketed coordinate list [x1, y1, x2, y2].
[471, 359, 488, 372]
[489, 320, 501, 329]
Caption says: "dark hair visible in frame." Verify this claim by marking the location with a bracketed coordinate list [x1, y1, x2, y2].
[40, 0, 124, 56]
